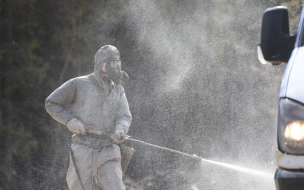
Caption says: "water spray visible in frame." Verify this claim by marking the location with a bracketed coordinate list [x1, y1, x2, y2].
[128, 138, 273, 180]
[86, 127, 273, 180]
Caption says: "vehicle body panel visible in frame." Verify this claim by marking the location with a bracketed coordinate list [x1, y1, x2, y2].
[285, 47, 304, 103]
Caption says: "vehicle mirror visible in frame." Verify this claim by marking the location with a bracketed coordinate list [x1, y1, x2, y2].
[258, 6, 295, 65]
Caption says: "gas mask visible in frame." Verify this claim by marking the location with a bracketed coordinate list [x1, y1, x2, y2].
[104, 60, 129, 86]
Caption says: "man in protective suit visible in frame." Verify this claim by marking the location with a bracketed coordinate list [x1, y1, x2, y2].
[45, 45, 132, 190]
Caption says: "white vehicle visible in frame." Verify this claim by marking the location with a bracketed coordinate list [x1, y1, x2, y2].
[258, 5, 304, 190]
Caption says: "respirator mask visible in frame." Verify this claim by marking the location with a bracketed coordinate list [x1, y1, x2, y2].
[104, 60, 129, 86]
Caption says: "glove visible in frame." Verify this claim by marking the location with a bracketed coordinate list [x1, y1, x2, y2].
[66, 118, 86, 135]
[111, 129, 126, 144]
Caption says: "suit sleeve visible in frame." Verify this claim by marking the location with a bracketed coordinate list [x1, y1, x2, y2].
[115, 87, 132, 134]
[45, 79, 77, 125]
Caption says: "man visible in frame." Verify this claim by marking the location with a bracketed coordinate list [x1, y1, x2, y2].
[45, 45, 132, 190]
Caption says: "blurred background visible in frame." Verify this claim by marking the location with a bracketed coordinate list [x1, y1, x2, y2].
[0, 0, 302, 189]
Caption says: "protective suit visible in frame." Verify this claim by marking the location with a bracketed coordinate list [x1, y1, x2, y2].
[45, 45, 132, 190]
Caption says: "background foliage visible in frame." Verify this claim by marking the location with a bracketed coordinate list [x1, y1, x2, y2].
[0, 0, 302, 189]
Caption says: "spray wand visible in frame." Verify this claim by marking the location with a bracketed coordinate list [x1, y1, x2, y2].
[85, 125, 201, 160]
[84, 126, 274, 179]
[127, 137, 202, 160]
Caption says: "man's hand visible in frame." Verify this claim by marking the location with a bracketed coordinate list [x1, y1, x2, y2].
[66, 118, 86, 135]
[111, 129, 126, 144]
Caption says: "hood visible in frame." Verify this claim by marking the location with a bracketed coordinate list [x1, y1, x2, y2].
[283, 47, 304, 104]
